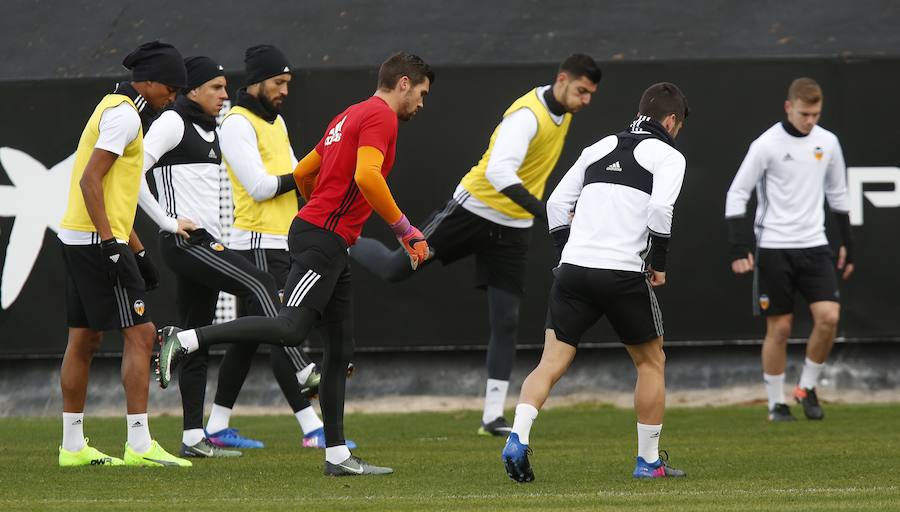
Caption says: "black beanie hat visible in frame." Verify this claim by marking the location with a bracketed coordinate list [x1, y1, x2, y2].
[184, 56, 225, 91]
[244, 45, 291, 85]
[122, 41, 187, 89]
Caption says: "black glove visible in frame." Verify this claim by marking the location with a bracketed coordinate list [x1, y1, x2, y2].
[500, 184, 547, 221]
[135, 249, 160, 291]
[100, 238, 123, 284]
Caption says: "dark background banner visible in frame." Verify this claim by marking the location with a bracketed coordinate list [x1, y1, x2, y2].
[1, 58, 898, 356]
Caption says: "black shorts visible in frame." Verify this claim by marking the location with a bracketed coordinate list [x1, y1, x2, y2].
[233, 246, 289, 314]
[545, 264, 663, 347]
[282, 218, 352, 321]
[61, 241, 151, 331]
[421, 198, 530, 296]
[754, 246, 840, 316]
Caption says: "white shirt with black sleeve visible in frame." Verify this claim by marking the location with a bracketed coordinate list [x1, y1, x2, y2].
[725, 122, 850, 249]
[138, 109, 223, 240]
[547, 119, 686, 272]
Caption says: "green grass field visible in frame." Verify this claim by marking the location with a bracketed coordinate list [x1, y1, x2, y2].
[2, 403, 898, 511]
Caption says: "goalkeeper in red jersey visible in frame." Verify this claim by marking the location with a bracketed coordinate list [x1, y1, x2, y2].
[158, 52, 433, 476]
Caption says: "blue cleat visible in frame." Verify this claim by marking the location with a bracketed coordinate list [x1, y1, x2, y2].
[302, 427, 357, 449]
[632, 451, 686, 479]
[205, 428, 264, 449]
[501, 433, 534, 483]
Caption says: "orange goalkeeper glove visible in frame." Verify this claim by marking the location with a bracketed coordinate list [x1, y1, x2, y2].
[390, 214, 428, 270]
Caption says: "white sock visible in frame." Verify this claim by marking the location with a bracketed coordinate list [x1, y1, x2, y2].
[295, 406, 324, 435]
[296, 363, 316, 386]
[325, 444, 351, 464]
[206, 404, 232, 435]
[511, 403, 539, 445]
[637, 423, 662, 463]
[62, 412, 85, 452]
[798, 357, 825, 390]
[482, 379, 510, 424]
[126, 413, 151, 454]
[764, 373, 787, 410]
[175, 330, 200, 353]
[182, 428, 205, 446]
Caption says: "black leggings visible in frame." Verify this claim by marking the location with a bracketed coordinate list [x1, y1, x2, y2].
[196, 306, 353, 446]
[161, 233, 311, 431]
[350, 236, 521, 380]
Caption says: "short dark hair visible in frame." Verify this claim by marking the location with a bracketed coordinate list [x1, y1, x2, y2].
[788, 77, 822, 104]
[638, 82, 690, 123]
[378, 52, 435, 90]
[559, 54, 602, 83]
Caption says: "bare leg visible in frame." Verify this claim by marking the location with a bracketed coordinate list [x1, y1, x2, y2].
[806, 301, 840, 363]
[60, 328, 103, 412]
[761, 314, 793, 375]
[121, 323, 156, 414]
[518, 330, 576, 409]
[625, 337, 666, 425]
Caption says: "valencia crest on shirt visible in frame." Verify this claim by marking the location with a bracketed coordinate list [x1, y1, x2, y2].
[814, 146, 824, 161]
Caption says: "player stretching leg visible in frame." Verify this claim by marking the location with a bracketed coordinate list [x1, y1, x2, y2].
[138, 54, 333, 456]
[351, 55, 601, 436]
[726, 78, 854, 422]
[158, 52, 434, 476]
[503, 83, 690, 482]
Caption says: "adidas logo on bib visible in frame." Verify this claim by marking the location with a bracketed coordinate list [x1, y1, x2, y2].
[208, 149, 217, 159]
[606, 161, 622, 172]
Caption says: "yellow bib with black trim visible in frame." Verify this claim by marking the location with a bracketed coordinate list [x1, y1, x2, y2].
[60, 94, 143, 240]
[460, 88, 572, 219]
[225, 106, 297, 236]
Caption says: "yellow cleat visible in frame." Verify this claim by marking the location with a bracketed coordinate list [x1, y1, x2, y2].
[59, 438, 125, 467]
[124, 440, 192, 467]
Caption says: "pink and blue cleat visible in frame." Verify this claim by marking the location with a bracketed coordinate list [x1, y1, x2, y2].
[632, 451, 686, 478]
[302, 427, 357, 449]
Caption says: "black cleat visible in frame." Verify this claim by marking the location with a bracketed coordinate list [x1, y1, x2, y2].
[324, 455, 393, 476]
[478, 417, 512, 437]
[768, 403, 797, 422]
[793, 386, 824, 420]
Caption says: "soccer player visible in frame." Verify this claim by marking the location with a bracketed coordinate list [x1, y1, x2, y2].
[725, 78, 854, 422]
[351, 55, 601, 436]
[158, 52, 434, 476]
[138, 55, 329, 457]
[57, 41, 191, 467]
[502, 83, 690, 482]
[205, 45, 333, 450]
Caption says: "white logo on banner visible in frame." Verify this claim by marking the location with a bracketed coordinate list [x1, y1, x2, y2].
[0, 148, 74, 308]
[848, 166, 900, 226]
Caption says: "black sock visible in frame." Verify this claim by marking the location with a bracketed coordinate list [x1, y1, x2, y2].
[485, 286, 521, 381]
[319, 315, 355, 447]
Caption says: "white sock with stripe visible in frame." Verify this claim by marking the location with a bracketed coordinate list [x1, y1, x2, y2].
[127, 413, 151, 453]
[206, 404, 232, 435]
[482, 379, 509, 424]
[62, 412, 85, 452]
[637, 423, 662, 463]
